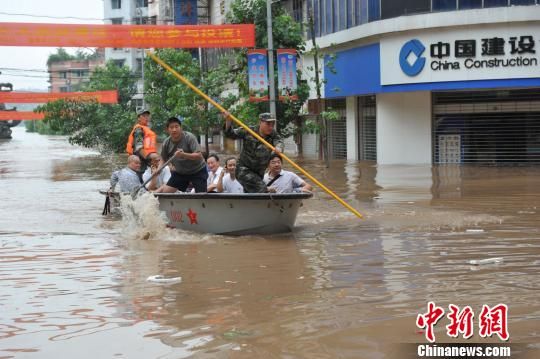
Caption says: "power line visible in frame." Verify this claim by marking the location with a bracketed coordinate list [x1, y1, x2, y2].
[0, 11, 177, 24]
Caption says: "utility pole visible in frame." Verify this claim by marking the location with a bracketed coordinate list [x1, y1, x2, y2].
[136, 6, 145, 108]
[266, 0, 276, 118]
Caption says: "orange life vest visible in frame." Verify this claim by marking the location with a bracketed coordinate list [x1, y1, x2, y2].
[126, 124, 157, 159]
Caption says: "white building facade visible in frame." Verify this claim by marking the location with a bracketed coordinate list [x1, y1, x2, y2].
[300, 1, 540, 164]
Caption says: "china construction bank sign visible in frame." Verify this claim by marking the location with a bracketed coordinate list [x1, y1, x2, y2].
[380, 24, 540, 85]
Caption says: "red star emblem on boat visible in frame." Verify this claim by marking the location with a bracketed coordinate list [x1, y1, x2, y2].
[186, 208, 198, 224]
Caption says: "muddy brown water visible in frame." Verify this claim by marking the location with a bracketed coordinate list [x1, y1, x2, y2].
[0, 126, 539, 358]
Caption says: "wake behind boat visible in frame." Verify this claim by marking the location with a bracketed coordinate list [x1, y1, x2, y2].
[101, 191, 312, 235]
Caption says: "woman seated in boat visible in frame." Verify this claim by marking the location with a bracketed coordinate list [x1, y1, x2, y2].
[263, 154, 312, 194]
[217, 157, 244, 193]
[142, 153, 171, 192]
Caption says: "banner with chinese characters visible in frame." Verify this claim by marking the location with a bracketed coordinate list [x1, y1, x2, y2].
[0, 111, 44, 120]
[247, 50, 269, 102]
[174, 0, 198, 25]
[0, 22, 255, 49]
[0, 90, 118, 104]
[277, 49, 298, 101]
[381, 24, 540, 85]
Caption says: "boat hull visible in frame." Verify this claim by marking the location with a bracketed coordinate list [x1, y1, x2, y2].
[155, 193, 312, 235]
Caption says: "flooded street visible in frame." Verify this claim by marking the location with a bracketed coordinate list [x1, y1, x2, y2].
[1, 125, 539, 358]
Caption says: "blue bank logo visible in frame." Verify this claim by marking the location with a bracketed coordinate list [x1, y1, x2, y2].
[399, 39, 426, 76]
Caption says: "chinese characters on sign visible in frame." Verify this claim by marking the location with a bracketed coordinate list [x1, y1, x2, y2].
[0, 22, 255, 49]
[428, 35, 536, 71]
[277, 49, 298, 101]
[247, 50, 269, 102]
[416, 302, 509, 343]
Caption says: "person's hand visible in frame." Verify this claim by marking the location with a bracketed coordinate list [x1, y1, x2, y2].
[268, 186, 277, 193]
[174, 149, 184, 158]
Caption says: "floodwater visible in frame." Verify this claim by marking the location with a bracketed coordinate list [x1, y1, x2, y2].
[0, 125, 539, 358]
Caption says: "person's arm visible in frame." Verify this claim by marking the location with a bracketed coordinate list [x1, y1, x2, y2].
[110, 170, 119, 191]
[133, 128, 145, 156]
[175, 133, 204, 161]
[175, 149, 203, 161]
[216, 169, 226, 193]
[292, 173, 312, 193]
[143, 167, 159, 191]
[224, 121, 246, 140]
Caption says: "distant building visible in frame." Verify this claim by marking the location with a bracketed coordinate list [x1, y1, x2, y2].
[48, 49, 105, 93]
[104, 0, 176, 109]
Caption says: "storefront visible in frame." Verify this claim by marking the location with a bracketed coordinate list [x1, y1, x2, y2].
[321, 12, 540, 164]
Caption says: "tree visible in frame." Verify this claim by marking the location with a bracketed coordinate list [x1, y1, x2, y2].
[46, 48, 75, 66]
[144, 49, 236, 148]
[224, 0, 309, 140]
[35, 61, 137, 152]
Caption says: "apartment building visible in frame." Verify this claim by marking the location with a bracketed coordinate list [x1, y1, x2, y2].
[48, 49, 105, 93]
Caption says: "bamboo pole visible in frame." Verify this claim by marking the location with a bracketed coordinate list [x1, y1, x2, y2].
[146, 50, 363, 219]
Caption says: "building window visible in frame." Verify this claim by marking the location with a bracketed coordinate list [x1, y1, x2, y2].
[113, 59, 125, 67]
[111, 17, 123, 24]
[111, 0, 121, 10]
[59, 71, 67, 79]
[136, 0, 149, 7]
[135, 58, 143, 74]
[381, 0, 430, 20]
[484, 0, 510, 6]
[458, 0, 482, 9]
[59, 86, 68, 93]
[432, 0, 457, 11]
[510, 0, 536, 4]
[134, 17, 150, 25]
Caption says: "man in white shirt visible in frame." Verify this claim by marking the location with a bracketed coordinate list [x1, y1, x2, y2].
[217, 157, 244, 193]
[263, 154, 312, 193]
[206, 154, 223, 192]
[142, 153, 171, 191]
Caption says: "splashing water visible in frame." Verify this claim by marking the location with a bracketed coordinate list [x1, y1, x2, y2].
[118, 192, 217, 243]
[119, 192, 169, 240]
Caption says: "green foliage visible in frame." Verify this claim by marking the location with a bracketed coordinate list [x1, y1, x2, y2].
[35, 61, 137, 152]
[47, 48, 75, 66]
[225, 0, 309, 138]
[47, 47, 100, 66]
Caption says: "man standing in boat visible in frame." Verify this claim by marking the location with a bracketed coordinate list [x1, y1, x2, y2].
[158, 116, 208, 193]
[126, 108, 157, 178]
[224, 112, 280, 193]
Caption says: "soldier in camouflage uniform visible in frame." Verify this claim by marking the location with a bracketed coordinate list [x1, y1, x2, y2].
[224, 113, 279, 193]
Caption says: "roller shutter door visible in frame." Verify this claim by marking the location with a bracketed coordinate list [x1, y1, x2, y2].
[433, 89, 540, 164]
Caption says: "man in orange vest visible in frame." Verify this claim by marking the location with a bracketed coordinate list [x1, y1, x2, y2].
[126, 108, 157, 178]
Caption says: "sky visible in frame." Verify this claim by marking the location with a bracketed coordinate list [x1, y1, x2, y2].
[0, 0, 104, 91]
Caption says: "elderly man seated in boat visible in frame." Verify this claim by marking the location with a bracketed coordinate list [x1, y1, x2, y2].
[217, 157, 244, 193]
[264, 154, 312, 194]
[110, 155, 145, 193]
[142, 153, 171, 192]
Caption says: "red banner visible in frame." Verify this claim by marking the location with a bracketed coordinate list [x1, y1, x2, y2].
[0, 111, 44, 120]
[0, 23, 255, 48]
[0, 90, 118, 104]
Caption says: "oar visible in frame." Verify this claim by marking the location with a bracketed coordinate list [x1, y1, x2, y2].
[131, 155, 175, 198]
[146, 51, 363, 219]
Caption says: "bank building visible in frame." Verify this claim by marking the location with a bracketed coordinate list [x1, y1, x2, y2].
[296, 0, 540, 165]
